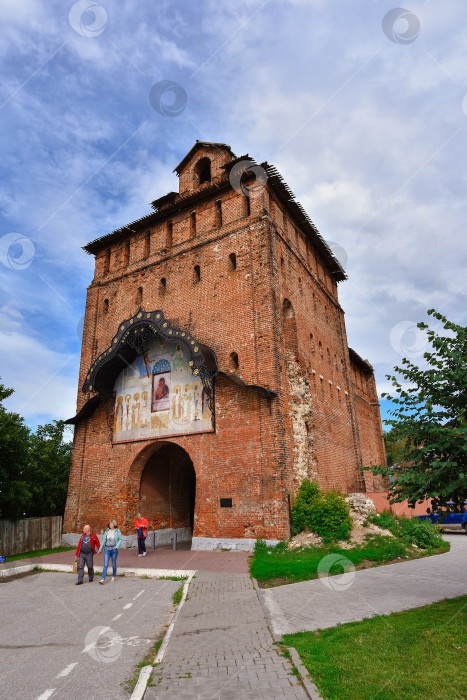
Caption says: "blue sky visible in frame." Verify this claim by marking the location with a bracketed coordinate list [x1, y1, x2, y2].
[0, 0, 466, 432]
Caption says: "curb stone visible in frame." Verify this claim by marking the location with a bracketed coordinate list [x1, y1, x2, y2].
[251, 576, 282, 641]
[130, 572, 195, 700]
[252, 577, 324, 700]
[289, 647, 324, 700]
[0, 563, 195, 578]
[0, 564, 34, 578]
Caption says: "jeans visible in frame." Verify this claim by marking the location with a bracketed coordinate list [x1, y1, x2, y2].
[137, 537, 147, 555]
[78, 551, 94, 583]
[102, 548, 118, 579]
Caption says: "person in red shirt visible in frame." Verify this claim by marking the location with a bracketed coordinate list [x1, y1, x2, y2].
[75, 524, 100, 585]
[134, 512, 149, 556]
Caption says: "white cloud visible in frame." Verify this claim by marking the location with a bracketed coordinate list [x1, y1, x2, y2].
[0, 331, 79, 424]
[0, 0, 466, 428]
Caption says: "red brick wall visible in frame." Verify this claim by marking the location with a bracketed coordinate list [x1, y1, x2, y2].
[349, 360, 387, 491]
[64, 143, 386, 541]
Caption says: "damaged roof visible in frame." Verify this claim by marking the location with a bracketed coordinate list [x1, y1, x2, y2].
[82, 142, 346, 280]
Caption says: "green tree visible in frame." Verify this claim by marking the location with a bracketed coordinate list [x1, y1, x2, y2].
[383, 428, 410, 468]
[0, 380, 32, 519]
[0, 379, 73, 520]
[27, 421, 72, 517]
[367, 310, 467, 512]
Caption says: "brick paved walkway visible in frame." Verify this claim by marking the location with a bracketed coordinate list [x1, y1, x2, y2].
[145, 572, 307, 699]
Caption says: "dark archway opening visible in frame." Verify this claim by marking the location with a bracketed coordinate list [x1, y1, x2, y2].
[195, 157, 211, 184]
[139, 443, 196, 535]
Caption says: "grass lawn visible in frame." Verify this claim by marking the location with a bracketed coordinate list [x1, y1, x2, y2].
[282, 596, 467, 700]
[3, 546, 74, 562]
[250, 535, 449, 587]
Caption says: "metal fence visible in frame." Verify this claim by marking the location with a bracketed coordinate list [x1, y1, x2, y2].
[0, 516, 62, 556]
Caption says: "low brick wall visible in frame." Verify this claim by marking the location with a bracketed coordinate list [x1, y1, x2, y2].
[364, 492, 431, 517]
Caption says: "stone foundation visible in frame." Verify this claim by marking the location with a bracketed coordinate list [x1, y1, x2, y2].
[191, 537, 279, 552]
[62, 527, 193, 550]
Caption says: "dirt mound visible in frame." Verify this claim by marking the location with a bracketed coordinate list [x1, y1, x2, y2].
[287, 492, 393, 550]
[337, 523, 394, 549]
[287, 530, 322, 549]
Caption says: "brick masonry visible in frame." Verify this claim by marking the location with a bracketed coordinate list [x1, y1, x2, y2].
[63, 141, 386, 546]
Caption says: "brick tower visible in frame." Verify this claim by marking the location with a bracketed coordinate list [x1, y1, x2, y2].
[63, 141, 386, 550]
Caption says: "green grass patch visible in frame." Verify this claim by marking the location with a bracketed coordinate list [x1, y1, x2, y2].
[366, 512, 447, 549]
[121, 639, 163, 693]
[283, 596, 467, 700]
[151, 638, 163, 657]
[158, 575, 188, 581]
[3, 546, 74, 562]
[250, 534, 449, 586]
[172, 582, 184, 606]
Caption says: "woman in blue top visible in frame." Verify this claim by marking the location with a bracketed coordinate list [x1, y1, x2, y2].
[98, 519, 122, 584]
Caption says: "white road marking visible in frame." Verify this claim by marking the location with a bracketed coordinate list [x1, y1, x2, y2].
[37, 690, 55, 700]
[112, 613, 122, 621]
[55, 662, 78, 678]
[123, 603, 132, 609]
[133, 589, 144, 601]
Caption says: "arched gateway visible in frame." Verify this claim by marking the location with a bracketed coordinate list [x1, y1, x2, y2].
[130, 442, 196, 546]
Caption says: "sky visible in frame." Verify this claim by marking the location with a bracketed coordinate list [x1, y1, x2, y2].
[0, 0, 466, 433]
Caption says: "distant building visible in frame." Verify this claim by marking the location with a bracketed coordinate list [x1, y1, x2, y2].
[63, 141, 386, 549]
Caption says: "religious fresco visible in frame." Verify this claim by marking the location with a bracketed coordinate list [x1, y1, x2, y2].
[113, 337, 213, 442]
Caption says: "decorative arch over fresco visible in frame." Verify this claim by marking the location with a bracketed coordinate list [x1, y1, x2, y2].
[66, 308, 277, 430]
[80, 309, 217, 442]
[82, 308, 217, 395]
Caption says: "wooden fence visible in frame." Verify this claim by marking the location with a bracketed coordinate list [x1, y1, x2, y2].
[0, 516, 62, 556]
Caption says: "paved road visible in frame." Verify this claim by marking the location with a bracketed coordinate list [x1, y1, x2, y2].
[146, 572, 307, 699]
[261, 534, 467, 636]
[0, 571, 180, 700]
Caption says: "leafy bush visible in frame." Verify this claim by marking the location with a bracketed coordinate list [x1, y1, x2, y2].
[254, 538, 268, 553]
[366, 511, 395, 530]
[315, 492, 352, 542]
[273, 540, 288, 553]
[291, 480, 352, 541]
[367, 512, 445, 549]
[396, 517, 445, 549]
[290, 480, 321, 534]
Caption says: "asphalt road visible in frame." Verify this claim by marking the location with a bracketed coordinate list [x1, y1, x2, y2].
[0, 571, 180, 699]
